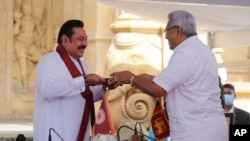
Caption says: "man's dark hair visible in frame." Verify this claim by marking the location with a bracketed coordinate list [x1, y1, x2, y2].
[222, 83, 235, 93]
[218, 76, 224, 108]
[16, 134, 26, 141]
[57, 19, 84, 44]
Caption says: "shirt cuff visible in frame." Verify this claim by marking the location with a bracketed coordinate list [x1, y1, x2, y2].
[73, 76, 86, 93]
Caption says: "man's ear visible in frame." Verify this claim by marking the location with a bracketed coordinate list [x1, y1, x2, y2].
[61, 34, 69, 45]
[176, 26, 184, 38]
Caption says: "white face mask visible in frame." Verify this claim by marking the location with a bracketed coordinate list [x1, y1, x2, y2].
[224, 94, 234, 106]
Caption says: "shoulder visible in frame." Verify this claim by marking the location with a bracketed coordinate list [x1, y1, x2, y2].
[37, 51, 59, 65]
[41, 51, 58, 59]
[235, 107, 250, 115]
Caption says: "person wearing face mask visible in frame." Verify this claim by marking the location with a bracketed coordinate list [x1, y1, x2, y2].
[223, 83, 250, 125]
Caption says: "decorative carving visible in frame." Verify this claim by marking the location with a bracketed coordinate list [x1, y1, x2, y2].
[107, 64, 159, 131]
[13, 0, 47, 94]
[122, 86, 156, 126]
[105, 12, 164, 132]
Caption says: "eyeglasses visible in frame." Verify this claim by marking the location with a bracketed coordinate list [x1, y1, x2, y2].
[164, 26, 178, 32]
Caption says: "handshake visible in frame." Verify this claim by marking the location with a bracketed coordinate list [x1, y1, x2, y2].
[84, 71, 136, 90]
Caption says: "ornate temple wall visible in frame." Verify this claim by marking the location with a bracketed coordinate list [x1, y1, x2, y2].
[1, 0, 249, 135]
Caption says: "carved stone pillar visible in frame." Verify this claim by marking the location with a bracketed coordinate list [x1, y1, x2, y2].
[0, 0, 13, 117]
[104, 12, 166, 133]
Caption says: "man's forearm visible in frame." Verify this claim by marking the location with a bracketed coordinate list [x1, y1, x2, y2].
[132, 74, 166, 97]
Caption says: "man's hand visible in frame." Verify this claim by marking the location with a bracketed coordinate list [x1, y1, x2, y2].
[84, 73, 106, 86]
[102, 78, 119, 91]
[108, 71, 135, 88]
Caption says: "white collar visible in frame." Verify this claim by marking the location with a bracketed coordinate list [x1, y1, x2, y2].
[225, 106, 234, 113]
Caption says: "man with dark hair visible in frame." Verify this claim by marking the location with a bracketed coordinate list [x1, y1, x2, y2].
[16, 134, 26, 141]
[33, 19, 109, 141]
[223, 83, 250, 125]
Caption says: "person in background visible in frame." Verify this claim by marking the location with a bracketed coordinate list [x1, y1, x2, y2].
[108, 10, 228, 141]
[33, 19, 110, 141]
[223, 83, 250, 125]
[16, 134, 26, 141]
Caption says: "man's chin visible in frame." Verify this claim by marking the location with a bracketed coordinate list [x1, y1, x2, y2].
[78, 52, 84, 58]
[169, 45, 175, 50]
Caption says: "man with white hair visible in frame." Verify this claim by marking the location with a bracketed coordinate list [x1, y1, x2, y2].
[108, 10, 228, 141]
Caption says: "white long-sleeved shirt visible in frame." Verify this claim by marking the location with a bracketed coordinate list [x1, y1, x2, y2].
[33, 51, 105, 141]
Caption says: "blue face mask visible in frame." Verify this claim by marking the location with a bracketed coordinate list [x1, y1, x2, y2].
[224, 94, 234, 106]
